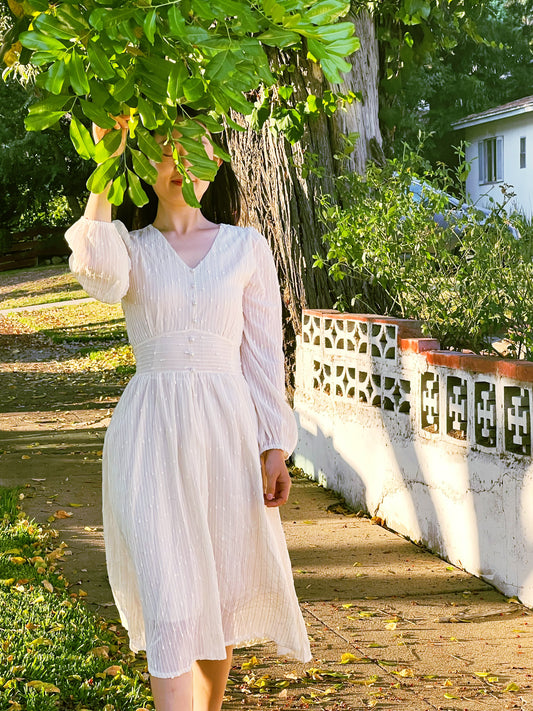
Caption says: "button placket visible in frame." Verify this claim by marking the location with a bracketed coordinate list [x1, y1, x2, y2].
[190, 272, 198, 332]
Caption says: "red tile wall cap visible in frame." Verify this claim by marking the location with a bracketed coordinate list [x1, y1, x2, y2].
[498, 360, 533, 383]
[423, 354, 533, 381]
[400, 338, 441, 354]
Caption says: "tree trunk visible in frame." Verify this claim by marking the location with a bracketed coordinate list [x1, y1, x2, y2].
[226, 9, 382, 395]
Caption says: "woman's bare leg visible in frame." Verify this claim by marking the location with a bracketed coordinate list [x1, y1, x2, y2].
[192, 645, 234, 711]
[150, 669, 193, 711]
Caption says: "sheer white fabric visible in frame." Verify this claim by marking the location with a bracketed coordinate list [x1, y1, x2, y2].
[65, 217, 311, 678]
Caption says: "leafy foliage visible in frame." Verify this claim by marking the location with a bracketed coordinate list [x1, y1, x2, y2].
[1, 0, 359, 206]
[314, 149, 533, 356]
[0, 79, 89, 230]
[375, 0, 533, 164]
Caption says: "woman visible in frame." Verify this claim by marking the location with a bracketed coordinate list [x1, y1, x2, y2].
[65, 115, 312, 711]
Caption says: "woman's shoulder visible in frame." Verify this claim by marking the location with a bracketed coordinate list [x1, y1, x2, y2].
[223, 223, 265, 246]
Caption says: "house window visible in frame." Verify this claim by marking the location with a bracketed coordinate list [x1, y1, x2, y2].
[478, 136, 503, 184]
[520, 137, 526, 169]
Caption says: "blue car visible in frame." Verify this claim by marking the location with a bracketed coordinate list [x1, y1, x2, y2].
[408, 178, 521, 239]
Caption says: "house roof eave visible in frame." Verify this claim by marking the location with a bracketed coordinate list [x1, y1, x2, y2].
[452, 97, 533, 130]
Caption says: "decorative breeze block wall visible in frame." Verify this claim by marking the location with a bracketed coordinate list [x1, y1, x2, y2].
[294, 309, 533, 607]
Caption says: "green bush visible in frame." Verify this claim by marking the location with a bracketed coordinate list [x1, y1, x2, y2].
[314, 153, 533, 358]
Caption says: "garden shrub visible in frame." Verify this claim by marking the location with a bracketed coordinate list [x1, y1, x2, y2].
[314, 153, 533, 358]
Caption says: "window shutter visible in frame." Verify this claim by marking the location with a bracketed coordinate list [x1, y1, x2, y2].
[478, 141, 485, 184]
[496, 136, 504, 181]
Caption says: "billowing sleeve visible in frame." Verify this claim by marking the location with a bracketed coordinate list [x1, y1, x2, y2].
[240, 229, 298, 460]
[64, 216, 132, 304]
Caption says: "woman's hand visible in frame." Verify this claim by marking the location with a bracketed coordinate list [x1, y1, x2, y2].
[261, 449, 291, 507]
[92, 115, 130, 158]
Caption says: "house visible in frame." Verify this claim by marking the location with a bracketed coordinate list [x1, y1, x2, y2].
[452, 95, 533, 219]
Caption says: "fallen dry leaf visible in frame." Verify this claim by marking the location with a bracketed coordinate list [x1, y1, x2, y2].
[54, 510, 73, 519]
[340, 653, 357, 664]
[103, 665, 123, 676]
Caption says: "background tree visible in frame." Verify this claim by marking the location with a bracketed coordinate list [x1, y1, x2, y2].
[0, 79, 89, 232]
[381, 0, 533, 165]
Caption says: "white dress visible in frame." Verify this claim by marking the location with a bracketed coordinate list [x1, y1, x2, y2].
[65, 217, 312, 678]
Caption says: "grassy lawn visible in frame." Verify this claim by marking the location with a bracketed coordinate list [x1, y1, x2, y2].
[0, 266, 88, 311]
[0, 487, 153, 711]
[2, 302, 136, 377]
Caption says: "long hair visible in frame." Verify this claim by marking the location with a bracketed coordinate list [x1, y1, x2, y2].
[115, 112, 242, 230]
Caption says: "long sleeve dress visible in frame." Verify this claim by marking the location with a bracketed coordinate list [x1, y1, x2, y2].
[64, 217, 312, 678]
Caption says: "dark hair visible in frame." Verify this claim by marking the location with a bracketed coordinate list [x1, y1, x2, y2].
[115, 111, 242, 230]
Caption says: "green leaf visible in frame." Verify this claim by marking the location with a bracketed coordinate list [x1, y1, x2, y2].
[181, 175, 201, 208]
[25, 111, 67, 131]
[168, 5, 186, 35]
[136, 127, 163, 162]
[183, 78, 205, 103]
[143, 9, 157, 44]
[257, 27, 301, 47]
[263, 0, 285, 23]
[112, 71, 136, 103]
[305, 0, 350, 24]
[87, 156, 120, 193]
[319, 55, 351, 83]
[192, 113, 224, 134]
[24, 0, 49, 10]
[55, 4, 91, 35]
[19, 30, 66, 53]
[80, 99, 116, 129]
[168, 61, 187, 103]
[69, 116, 95, 160]
[69, 52, 90, 95]
[206, 135, 231, 162]
[137, 96, 157, 130]
[306, 22, 356, 43]
[205, 51, 235, 81]
[127, 168, 149, 207]
[130, 148, 158, 184]
[108, 173, 127, 206]
[28, 94, 72, 113]
[87, 40, 116, 81]
[89, 6, 138, 30]
[94, 129, 123, 163]
[33, 13, 75, 40]
[44, 59, 68, 95]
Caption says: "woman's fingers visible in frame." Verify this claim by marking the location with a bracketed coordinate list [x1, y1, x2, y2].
[92, 114, 130, 156]
[263, 463, 291, 508]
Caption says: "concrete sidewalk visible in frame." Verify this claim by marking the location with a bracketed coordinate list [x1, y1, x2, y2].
[1, 424, 532, 710]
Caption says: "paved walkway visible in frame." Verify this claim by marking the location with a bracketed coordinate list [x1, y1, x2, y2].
[1, 423, 532, 710]
[0, 296, 95, 314]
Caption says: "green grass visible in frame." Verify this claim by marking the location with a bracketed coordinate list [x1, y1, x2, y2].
[0, 487, 153, 711]
[0, 266, 88, 311]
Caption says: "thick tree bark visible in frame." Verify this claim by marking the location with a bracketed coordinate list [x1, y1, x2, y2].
[226, 9, 382, 395]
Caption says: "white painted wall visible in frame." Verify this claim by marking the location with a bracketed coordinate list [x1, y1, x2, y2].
[463, 112, 533, 219]
[294, 311, 533, 606]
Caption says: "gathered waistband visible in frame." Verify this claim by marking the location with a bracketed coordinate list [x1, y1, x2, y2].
[133, 331, 241, 374]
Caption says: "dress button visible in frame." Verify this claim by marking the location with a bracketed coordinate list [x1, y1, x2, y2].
[188, 336, 195, 343]
[191, 300, 197, 306]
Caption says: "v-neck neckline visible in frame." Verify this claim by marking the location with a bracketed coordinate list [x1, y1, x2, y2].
[151, 223, 224, 271]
